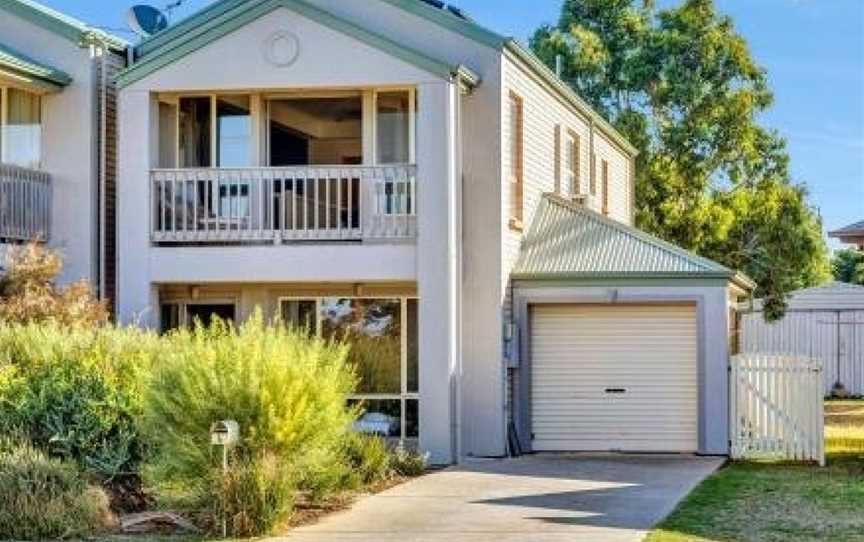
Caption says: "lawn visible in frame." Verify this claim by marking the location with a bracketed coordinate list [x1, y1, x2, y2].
[645, 400, 864, 542]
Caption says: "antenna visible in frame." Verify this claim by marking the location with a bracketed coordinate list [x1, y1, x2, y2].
[126, 5, 169, 38]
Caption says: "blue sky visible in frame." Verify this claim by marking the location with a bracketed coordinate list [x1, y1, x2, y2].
[42, 0, 864, 248]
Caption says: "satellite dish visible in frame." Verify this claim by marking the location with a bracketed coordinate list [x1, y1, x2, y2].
[126, 5, 169, 38]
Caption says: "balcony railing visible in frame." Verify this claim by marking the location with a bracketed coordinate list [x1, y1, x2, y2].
[0, 164, 51, 242]
[151, 165, 417, 244]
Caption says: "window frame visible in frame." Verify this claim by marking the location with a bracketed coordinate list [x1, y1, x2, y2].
[278, 295, 419, 443]
[0, 85, 44, 170]
[564, 129, 581, 196]
[166, 88, 418, 169]
[602, 159, 610, 216]
[508, 91, 524, 230]
[159, 298, 240, 331]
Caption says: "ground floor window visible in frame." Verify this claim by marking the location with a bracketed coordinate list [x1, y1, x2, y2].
[280, 296, 419, 442]
[160, 302, 237, 333]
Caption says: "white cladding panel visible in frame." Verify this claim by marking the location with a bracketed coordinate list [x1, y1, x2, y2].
[530, 304, 699, 452]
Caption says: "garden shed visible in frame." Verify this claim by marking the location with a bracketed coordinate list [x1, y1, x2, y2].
[740, 282, 864, 396]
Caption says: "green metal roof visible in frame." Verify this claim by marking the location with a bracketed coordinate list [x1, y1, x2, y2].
[0, 0, 127, 51]
[0, 41, 72, 91]
[513, 194, 755, 289]
[118, 0, 479, 89]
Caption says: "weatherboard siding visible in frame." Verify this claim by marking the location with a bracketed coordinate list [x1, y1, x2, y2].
[501, 55, 634, 282]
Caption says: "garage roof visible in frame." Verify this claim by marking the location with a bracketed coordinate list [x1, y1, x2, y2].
[513, 194, 755, 290]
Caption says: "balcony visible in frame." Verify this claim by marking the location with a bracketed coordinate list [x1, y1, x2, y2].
[151, 165, 417, 244]
[0, 163, 51, 243]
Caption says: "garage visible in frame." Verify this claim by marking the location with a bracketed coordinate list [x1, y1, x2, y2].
[510, 195, 756, 456]
[530, 303, 698, 452]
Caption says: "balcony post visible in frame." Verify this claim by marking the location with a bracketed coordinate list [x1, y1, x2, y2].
[416, 81, 462, 465]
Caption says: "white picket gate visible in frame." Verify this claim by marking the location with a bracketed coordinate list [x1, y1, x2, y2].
[729, 354, 825, 466]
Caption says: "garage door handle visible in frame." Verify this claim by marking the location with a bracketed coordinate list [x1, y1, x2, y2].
[605, 388, 627, 394]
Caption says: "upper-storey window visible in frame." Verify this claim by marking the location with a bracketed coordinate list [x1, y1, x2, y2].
[0, 87, 42, 169]
[161, 89, 417, 169]
[565, 130, 581, 196]
[602, 159, 610, 216]
[377, 91, 414, 164]
[508, 91, 524, 230]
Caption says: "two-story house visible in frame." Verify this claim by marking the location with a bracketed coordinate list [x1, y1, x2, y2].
[0, 0, 126, 299]
[0, 0, 751, 465]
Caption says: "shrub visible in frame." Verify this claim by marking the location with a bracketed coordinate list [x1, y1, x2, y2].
[0, 243, 108, 326]
[344, 433, 392, 486]
[390, 446, 428, 477]
[0, 438, 115, 540]
[214, 452, 297, 537]
[142, 313, 358, 535]
[0, 323, 158, 488]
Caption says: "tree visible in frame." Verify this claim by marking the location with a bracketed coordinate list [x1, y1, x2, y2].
[832, 249, 864, 285]
[531, 0, 830, 319]
[0, 243, 108, 326]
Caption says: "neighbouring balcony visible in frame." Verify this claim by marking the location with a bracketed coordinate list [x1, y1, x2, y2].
[151, 165, 417, 244]
[0, 163, 51, 243]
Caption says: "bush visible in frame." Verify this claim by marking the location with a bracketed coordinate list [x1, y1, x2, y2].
[390, 446, 428, 477]
[0, 323, 157, 484]
[0, 243, 108, 326]
[0, 439, 115, 540]
[142, 313, 358, 535]
[344, 433, 392, 486]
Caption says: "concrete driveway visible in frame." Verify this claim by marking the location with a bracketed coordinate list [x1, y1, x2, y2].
[280, 454, 723, 542]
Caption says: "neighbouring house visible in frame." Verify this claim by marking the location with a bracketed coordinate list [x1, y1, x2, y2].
[741, 282, 864, 396]
[830, 220, 864, 250]
[0, 0, 126, 300]
[3, 0, 755, 465]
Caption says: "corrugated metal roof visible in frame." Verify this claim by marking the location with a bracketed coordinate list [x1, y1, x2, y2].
[748, 281, 864, 312]
[513, 194, 749, 285]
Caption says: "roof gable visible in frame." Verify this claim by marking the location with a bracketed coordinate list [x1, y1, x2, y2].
[514, 194, 752, 287]
[119, 0, 477, 89]
[0, 0, 127, 50]
[749, 281, 864, 312]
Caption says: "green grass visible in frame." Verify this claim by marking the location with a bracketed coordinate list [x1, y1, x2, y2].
[646, 400, 864, 542]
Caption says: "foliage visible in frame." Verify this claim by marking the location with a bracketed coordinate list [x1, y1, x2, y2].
[832, 249, 864, 286]
[0, 438, 116, 540]
[142, 313, 358, 535]
[343, 433, 393, 486]
[389, 445, 428, 478]
[531, 0, 831, 318]
[0, 323, 157, 483]
[213, 452, 297, 538]
[0, 243, 109, 326]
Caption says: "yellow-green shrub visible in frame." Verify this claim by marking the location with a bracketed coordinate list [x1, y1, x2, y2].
[142, 313, 358, 535]
[0, 439, 116, 540]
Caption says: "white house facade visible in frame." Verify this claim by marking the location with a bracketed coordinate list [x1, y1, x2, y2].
[3, 0, 755, 465]
[0, 0, 126, 298]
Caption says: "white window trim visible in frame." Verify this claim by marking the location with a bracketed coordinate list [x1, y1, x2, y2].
[169, 88, 417, 169]
[278, 295, 419, 442]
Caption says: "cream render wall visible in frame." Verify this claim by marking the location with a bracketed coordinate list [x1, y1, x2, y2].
[0, 12, 99, 286]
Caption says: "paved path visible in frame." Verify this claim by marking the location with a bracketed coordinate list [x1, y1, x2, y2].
[278, 454, 723, 542]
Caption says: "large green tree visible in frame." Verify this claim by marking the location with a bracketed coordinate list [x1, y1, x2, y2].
[531, 0, 830, 319]
[832, 249, 864, 285]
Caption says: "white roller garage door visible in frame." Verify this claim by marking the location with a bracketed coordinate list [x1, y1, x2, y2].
[530, 304, 698, 452]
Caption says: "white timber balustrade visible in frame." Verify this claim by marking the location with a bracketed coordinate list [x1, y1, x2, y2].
[729, 354, 825, 466]
[0, 163, 51, 242]
[150, 165, 417, 244]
